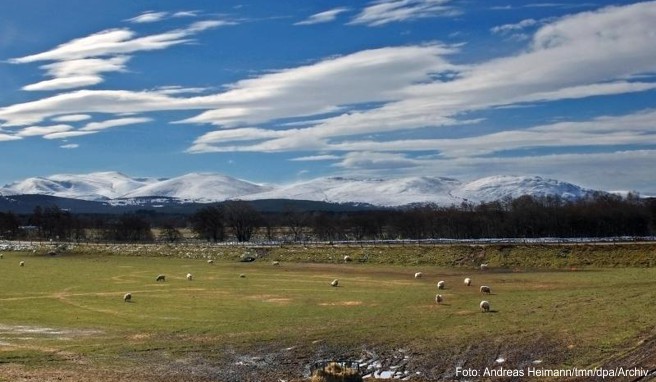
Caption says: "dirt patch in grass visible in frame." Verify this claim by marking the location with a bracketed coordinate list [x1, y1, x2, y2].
[318, 301, 363, 307]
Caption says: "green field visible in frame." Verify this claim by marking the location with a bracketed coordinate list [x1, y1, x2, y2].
[0, 243, 655, 381]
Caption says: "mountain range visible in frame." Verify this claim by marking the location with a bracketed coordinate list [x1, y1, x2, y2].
[0, 171, 598, 209]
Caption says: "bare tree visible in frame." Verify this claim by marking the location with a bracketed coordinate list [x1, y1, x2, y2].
[223, 201, 261, 242]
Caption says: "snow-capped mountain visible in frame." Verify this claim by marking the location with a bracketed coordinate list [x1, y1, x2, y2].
[243, 176, 464, 206]
[0, 171, 157, 200]
[0, 172, 598, 207]
[455, 175, 594, 203]
[120, 173, 272, 202]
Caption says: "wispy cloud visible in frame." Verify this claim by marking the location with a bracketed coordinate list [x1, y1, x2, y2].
[51, 114, 92, 122]
[295, 7, 349, 25]
[350, 0, 460, 26]
[127, 10, 200, 23]
[60, 143, 79, 149]
[80, 117, 152, 131]
[0, 133, 21, 142]
[17, 124, 72, 137]
[491, 18, 538, 34]
[9, 18, 231, 92]
[43, 130, 96, 140]
[127, 11, 169, 24]
[290, 154, 342, 161]
[335, 151, 420, 169]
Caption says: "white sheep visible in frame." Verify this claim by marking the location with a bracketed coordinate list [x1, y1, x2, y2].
[331, 279, 339, 287]
[464, 277, 472, 286]
[480, 300, 490, 312]
[156, 274, 166, 282]
[272, 261, 280, 266]
[19, 261, 25, 267]
[437, 280, 445, 290]
[435, 294, 443, 304]
[123, 293, 132, 302]
[480, 263, 489, 271]
[414, 272, 423, 279]
[186, 273, 193, 281]
[0, 253, 3, 259]
[207, 259, 214, 264]
[480, 285, 491, 294]
[343, 255, 352, 262]
[239, 273, 246, 278]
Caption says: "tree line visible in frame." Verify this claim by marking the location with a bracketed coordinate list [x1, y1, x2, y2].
[1, 193, 654, 243]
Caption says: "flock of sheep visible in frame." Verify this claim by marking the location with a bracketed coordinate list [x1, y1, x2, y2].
[418, 263, 493, 313]
[121, 255, 495, 313]
[15, 253, 494, 314]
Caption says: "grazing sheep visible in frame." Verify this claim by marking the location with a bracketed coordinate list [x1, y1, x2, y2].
[437, 280, 445, 290]
[331, 279, 339, 287]
[272, 261, 280, 266]
[0, 254, 3, 259]
[464, 277, 472, 286]
[480, 285, 491, 294]
[123, 293, 132, 302]
[343, 255, 352, 262]
[480, 300, 490, 312]
[186, 273, 193, 281]
[414, 272, 423, 279]
[156, 274, 166, 282]
[207, 259, 214, 264]
[435, 294, 443, 304]
[239, 273, 246, 278]
[19, 261, 25, 267]
[480, 263, 489, 271]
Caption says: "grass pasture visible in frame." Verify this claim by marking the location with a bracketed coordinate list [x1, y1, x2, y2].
[0, 245, 655, 380]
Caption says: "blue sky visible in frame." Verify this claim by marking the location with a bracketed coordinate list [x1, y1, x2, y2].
[1, 0, 655, 194]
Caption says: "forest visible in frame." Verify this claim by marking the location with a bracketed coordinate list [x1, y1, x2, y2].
[0, 193, 654, 243]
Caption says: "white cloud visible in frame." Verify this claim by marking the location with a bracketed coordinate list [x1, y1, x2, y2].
[0, 133, 21, 141]
[43, 131, 96, 140]
[173, 11, 199, 18]
[81, 117, 152, 131]
[153, 86, 210, 95]
[22, 76, 103, 91]
[491, 18, 538, 34]
[60, 143, 79, 149]
[0, 89, 194, 126]
[291, 154, 341, 161]
[328, 109, 656, 158]
[335, 151, 420, 169]
[180, 44, 459, 128]
[40, 56, 130, 78]
[127, 11, 169, 24]
[188, 20, 235, 32]
[16, 124, 73, 137]
[51, 114, 92, 122]
[350, 0, 459, 26]
[295, 8, 349, 25]
[10, 20, 228, 92]
[127, 10, 200, 23]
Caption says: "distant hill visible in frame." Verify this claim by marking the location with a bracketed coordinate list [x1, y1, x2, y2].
[0, 172, 601, 213]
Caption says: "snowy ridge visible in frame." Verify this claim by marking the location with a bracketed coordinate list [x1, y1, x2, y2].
[120, 173, 273, 202]
[455, 175, 593, 203]
[0, 171, 157, 200]
[0, 172, 598, 206]
[243, 176, 464, 206]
